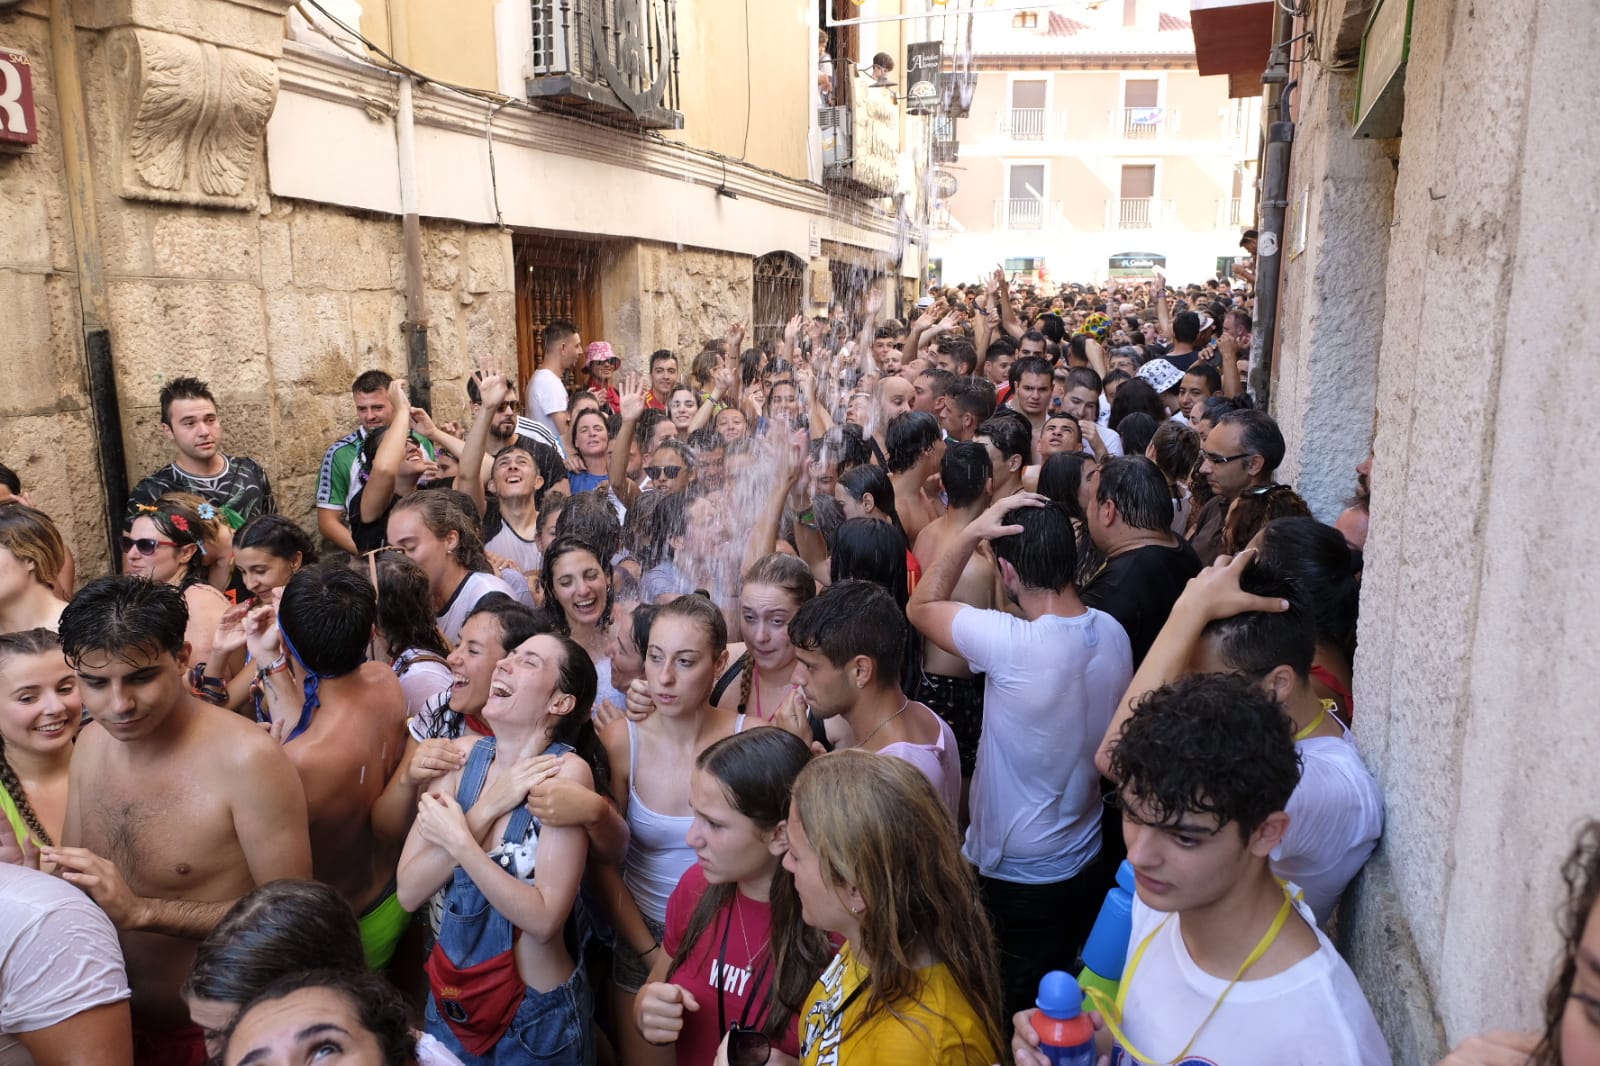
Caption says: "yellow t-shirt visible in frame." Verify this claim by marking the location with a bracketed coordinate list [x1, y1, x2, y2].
[798, 943, 999, 1066]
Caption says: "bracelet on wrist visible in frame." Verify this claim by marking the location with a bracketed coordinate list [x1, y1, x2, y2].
[256, 655, 289, 681]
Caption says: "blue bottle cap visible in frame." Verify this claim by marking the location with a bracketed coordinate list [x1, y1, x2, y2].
[1035, 970, 1086, 1019]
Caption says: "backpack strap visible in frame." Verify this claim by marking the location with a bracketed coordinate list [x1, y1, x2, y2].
[455, 737, 497, 812]
[710, 651, 750, 708]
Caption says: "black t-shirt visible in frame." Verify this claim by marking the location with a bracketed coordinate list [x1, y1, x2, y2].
[346, 487, 396, 554]
[126, 456, 275, 529]
[1080, 541, 1202, 666]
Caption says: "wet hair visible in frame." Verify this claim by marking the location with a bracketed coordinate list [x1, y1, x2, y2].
[388, 491, 491, 574]
[0, 464, 19, 494]
[541, 536, 614, 633]
[184, 880, 364, 1006]
[370, 554, 450, 659]
[649, 348, 678, 371]
[158, 376, 217, 425]
[830, 518, 908, 609]
[789, 579, 905, 689]
[1256, 517, 1362, 659]
[817, 425, 871, 473]
[791, 752, 1004, 1056]
[0, 505, 67, 596]
[685, 428, 725, 458]
[837, 465, 903, 536]
[278, 565, 377, 676]
[916, 367, 958, 401]
[60, 576, 188, 668]
[1199, 567, 1315, 680]
[1109, 379, 1166, 431]
[1038, 314, 1067, 344]
[885, 411, 941, 474]
[946, 378, 997, 423]
[990, 502, 1077, 593]
[1011, 355, 1053, 387]
[233, 514, 317, 568]
[465, 594, 544, 655]
[1148, 421, 1201, 487]
[1037, 452, 1092, 519]
[221, 969, 415, 1066]
[975, 415, 1031, 467]
[1065, 366, 1103, 394]
[351, 369, 392, 395]
[941, 441, 992, 510]
[542, 318, 579, 353]
[0, 628, 66, 846]
[1195, 395, 1251, 431]
[1109, 672, 1301, 839]
[1095, 456, 1174, 534]
[940, 339, 979, 375]
[543, 634, 609, 795]
[1533, 822, 1600, 1065]
[552, 490, 623, 564]
[647, 592, 728, 657]
[666, 728, 826, 1039]
[1115, 412, 1159, 459]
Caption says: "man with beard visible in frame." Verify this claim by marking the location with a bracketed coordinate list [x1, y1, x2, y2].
[1335, 450, 1373, 549]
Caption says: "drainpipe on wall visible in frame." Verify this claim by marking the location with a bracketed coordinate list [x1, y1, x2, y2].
[50, 0, 130, 561]
[395, 75, 431, 411]
[1249, 0, 1298, 409]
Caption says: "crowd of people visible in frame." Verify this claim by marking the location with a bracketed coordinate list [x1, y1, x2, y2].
[0, 265, 1589, 1066]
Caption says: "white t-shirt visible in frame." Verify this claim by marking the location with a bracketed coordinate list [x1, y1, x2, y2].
[0, 864, 130, 1066]
[1110, 892, 1392, 1065]
[1084, 421, 1125, 458]
[437, 571, 520, 646]
[951, 606, 1133, 883]
[1273, 729, 1384, 924]
[528, 369, 570, 446]
[393, 649, 455, 723]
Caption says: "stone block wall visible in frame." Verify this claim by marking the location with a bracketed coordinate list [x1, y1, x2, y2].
[0, 3, 515, 580]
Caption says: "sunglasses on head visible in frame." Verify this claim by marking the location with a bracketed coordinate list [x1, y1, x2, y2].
[645, 465, 685, 480]
[121, 535, 178, 556]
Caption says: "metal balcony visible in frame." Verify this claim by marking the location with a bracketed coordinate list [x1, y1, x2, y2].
[994, 198, 1058, 230]
[527, 0, 682, 130]
[1111, 107, 1180, 139]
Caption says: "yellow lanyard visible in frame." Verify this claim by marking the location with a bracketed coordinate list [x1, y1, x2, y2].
[1084, 885, 1296, 1065]
[1291, 700, 1339, 742]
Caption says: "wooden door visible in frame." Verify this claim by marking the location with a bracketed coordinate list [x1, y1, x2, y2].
[514, 234, 604, 391]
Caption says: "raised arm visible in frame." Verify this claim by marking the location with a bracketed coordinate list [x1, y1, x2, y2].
[458, 372, 510, 518]
[856, 287, 884, 372]
[359, 379, 412, 524]
[995, 268, 1025, 342]
[608, 373, 647, 508]
[1219, 332, 1244, 399]
[1083, 336, 1109, 380]
[1154, 274, 1174, 343]
[745, 431, 807, 574]
[1093, 550, 1290, 778]
[907, 493, 1041, 655]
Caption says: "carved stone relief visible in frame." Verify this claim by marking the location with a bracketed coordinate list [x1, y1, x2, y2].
[109, 27, 279, 208]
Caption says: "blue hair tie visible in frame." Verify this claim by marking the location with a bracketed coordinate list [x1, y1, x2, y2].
[277, 627, 361, 742]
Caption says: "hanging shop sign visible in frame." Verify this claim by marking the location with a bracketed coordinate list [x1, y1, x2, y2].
[0, 48, 40, 148]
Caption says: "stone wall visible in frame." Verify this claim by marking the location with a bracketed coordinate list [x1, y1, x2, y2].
[0, 2, 514, 580]
[600, 241, 755, 371]
[1274, 0, 1600, 1059]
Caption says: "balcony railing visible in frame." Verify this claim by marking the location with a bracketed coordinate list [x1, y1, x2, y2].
[994, 198, 1059, 230]
[1112, 197, 1177, 228]
[1111, 107, 1180, 139]
[1228, 197, 1243, 226]
[527, 0, 683, 130]
[998, 107, 1047, 140]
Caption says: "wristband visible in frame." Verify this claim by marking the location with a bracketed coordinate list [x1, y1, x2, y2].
[256, 655, 289, 681]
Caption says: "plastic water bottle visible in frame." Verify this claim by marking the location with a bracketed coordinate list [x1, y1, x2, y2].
[1077, 860, 1137, 1004]
[1030, 971, 1097, 1065]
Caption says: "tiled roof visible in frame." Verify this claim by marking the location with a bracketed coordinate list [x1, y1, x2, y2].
[971, 1, 1198, 57]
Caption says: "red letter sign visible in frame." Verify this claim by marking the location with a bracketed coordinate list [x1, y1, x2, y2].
[0, 49, 39, 148]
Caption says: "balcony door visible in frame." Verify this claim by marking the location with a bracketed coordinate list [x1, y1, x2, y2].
[1119, 165, 1156, 228]
[1009, 79, 1047, 140]
[1008, 164, 1045, 229]
[1122, 78, 1161, 138]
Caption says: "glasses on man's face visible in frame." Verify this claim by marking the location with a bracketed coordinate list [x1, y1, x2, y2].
[1201, 450, 1256, 466]
[645, 465, 685, 481]
[121, 535, 178, 557]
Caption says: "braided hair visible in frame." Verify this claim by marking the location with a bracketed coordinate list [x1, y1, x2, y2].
[734, 554, 817, 714]
[0, 629, 67, 847]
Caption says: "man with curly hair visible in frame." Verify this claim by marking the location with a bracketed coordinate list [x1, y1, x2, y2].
[1015, 667, 1390, 1065]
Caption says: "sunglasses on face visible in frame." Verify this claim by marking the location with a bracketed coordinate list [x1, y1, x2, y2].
[645, 465, 685, 480]
[121, 535, 178, 556]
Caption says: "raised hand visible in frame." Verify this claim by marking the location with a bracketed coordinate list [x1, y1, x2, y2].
[477, 372, 511, 412]
[865, 286, 885, 318]
[619, 373, 648, 422]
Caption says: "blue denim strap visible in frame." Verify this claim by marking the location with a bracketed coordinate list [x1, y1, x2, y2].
[455, 737, 497, 811]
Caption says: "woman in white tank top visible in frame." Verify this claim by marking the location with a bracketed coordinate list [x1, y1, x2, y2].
[599, 594, 745, 1066]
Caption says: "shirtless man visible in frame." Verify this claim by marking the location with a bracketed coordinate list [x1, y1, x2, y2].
[885, 410, 946, 544]
[248, 564, 411, 970]
[46, 577, 311, 1066]
[867, 375, 915, 467]
[911, 442, 996, 825]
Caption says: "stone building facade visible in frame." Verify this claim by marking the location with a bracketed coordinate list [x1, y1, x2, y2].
[1197, 0, 1600, 1060]
[0, 0, 907, 577]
